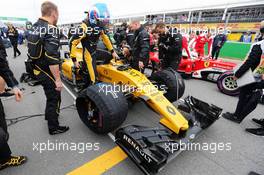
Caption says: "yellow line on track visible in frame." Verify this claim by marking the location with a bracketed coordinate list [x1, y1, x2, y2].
[67, 146, 128, 175]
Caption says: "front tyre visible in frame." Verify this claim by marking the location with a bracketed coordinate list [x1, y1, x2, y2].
[76, 83, 128, 134]
[217, 71, 240, 96]
[150, 69, 185, 102]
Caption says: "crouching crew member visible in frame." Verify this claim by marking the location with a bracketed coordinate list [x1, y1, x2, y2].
[155, 22, 182, 70]
[70, 4, 119, 86]
[27, 1, 69, 135]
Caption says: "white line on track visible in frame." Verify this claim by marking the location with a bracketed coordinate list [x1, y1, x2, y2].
[62, 83, 77, 100]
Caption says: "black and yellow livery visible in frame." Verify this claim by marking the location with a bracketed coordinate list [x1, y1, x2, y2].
[69, 19, 114, 85]
[61, 41, 222, 174]
[27, 18, 62, 130]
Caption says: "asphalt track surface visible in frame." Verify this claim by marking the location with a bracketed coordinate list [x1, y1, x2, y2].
[1, 45, 264, 175]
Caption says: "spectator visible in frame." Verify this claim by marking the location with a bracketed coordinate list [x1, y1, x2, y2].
[240, 31, 252, 43]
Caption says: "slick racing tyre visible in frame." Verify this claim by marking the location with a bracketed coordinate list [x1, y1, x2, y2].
[217, 71, 240, 96]
[76, 83, 128, 134]
[150, 69, 185, 102]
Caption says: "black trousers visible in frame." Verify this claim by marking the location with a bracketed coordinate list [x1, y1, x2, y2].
[35, 70, 61, 129]
[234, 80, 264, 121]
[211, 46, 221, 60]
[162, 57, 181, 71]
[11, 42, 21, 57]
[81, 50, 98, 87]
[0, 99, 12, 162]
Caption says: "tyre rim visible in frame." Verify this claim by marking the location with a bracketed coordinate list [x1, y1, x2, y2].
[222, 76, 238, 91]
[86, 100, 103, 128]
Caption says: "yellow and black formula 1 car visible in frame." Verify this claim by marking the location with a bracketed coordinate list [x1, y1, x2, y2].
[61, 44, 222, 175]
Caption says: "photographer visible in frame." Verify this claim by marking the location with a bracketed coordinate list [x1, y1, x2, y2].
[155, 22, 182, 70]
[222, 21, 264, 136]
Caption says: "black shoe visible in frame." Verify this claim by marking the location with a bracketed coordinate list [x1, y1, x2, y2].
[49, 126, 69, 135]
[5, 88, 12, 92]
[246, 128, 264, 136]
[0, 92, 14, 97]
[252, 118, 264, 127]
[0, 156, 27, 170]
[249, 171, 262, 175]
[222, 112, 242, 124]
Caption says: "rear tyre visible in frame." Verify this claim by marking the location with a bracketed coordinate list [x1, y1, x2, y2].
[150, 69, 185, 102]
[76, 83, 128, 134]
[217, 71, 240, 96]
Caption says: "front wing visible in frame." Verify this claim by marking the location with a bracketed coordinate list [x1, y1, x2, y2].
[115, 96, 222, 175]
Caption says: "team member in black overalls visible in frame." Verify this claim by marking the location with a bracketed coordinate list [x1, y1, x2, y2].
[211, 33, 226, 60]
[222, 21, 264, 137]
[70, 6, 119, 87]
[113, 23, 127, 49]
[7, 24, 21, 58]
[130, 21, 150, 71]
[27, 1, 69, 135]
[126, 25, 135, 48]
[155, 22, 182, 70]
[0, 34, 27, 171]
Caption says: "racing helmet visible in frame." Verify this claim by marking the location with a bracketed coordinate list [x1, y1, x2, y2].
[88, 3, 110, 27]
